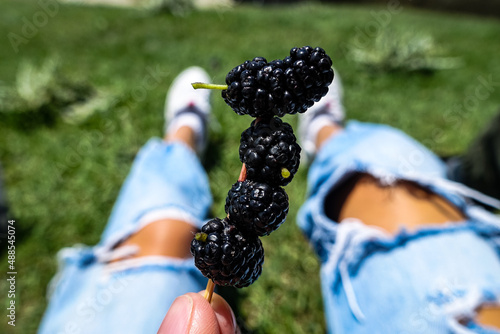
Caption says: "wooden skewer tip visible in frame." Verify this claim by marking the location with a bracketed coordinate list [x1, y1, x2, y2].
[203, 279, 215, 303]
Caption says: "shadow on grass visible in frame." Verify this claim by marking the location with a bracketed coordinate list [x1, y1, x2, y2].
[218, 285, 255, 334]
[1, 106, 60, 130]
[201, 130, 224, 174]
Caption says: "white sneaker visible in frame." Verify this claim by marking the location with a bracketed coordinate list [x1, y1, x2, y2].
[298, 68, 345, 162]
[165, 66, 212, 155]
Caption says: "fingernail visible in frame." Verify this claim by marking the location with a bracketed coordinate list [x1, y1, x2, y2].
[159, 295, 193, 333]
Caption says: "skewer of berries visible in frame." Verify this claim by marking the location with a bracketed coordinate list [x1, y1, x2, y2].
[190, 46, 334, 302]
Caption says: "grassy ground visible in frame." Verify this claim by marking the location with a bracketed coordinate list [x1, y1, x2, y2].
[0, 1, 499, 333]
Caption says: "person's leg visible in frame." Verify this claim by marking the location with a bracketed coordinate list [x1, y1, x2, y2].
[98, 66, 213, 259]
[110, 125, 202, 260]
[297, 69, 500, 333]
[300, 69, 465, 235]
[38, 67, 214, 334]
[475, 305, 500, 330]
[315, 130, 465, 234]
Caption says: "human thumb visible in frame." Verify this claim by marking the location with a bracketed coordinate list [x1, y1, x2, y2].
[157, 292, 237, 334]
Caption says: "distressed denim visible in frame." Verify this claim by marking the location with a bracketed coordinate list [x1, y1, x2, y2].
[297, 121, 500, 333]
[38, 123, 500, 334]
[38, 139, 212, 334]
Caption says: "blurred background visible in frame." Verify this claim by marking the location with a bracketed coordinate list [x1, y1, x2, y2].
[0, 0, 499, 333]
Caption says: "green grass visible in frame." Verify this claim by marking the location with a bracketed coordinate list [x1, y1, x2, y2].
[1, 1, 500, 333]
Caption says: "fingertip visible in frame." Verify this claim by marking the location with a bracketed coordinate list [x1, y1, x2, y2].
[158, 293, 221, 334]
[186, 293, 220, 333]
[157, 295, 193, 333]
[197, 291, 238, 334]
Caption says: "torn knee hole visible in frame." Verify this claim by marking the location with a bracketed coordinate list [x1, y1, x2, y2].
[457, 302, 500, 331]
[474, 303, 500, 330]
[108, 219, 196, 261]
[100, 244, 141, 263]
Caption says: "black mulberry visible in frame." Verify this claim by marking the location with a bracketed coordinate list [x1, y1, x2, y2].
[225, 180, 289, 237]
[239, 117, 301, 186]
[190, 217, 264, 288]
[221, 46, 333, 118]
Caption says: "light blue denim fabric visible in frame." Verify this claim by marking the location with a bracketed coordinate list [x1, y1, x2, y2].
[297, 121, 500, 333]
[38, 139, 212, 334]
[101, 138, 213, 244]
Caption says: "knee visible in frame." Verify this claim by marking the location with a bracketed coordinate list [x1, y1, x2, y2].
[110, 219, 197, 262]
[473, 303, 500, 330]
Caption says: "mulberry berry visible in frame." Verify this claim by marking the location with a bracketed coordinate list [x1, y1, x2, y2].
[239, 117, 301, 186]
[221, 46, 333, 118]
[190, 217, 264, 288]
[225, 180, 289, 236]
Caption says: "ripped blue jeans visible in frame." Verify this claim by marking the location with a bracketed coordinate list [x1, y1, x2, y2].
[39, 122, 500, 334]
[298, 121, 500, 333]
[38, 139, 212, 334]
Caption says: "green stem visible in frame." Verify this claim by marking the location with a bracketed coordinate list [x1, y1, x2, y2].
[191, 82, 228, 90]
